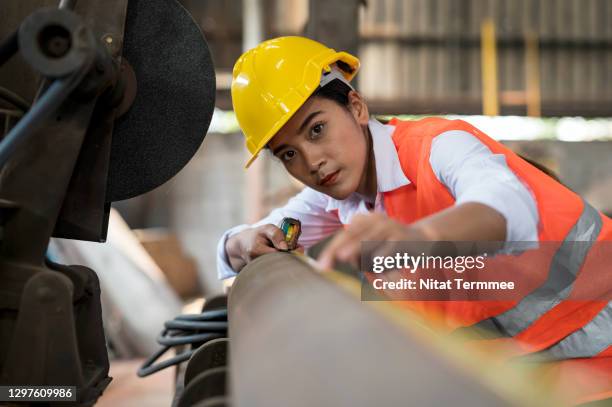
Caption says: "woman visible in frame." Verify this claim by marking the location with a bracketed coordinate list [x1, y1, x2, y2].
[217, 36, 611, 403]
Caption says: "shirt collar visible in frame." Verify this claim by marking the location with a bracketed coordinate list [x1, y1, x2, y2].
[369, 118, 411, 192]
[324, 119, 410, 214]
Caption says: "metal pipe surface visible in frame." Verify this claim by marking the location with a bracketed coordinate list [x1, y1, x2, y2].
[228, 252, 524, 407]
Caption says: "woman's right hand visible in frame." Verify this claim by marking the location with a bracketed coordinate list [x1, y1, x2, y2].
[225, 224, 289, 273]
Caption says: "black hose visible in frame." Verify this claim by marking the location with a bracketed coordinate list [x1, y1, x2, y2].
[164, 320, 228, 331]
[157, 331, 224, 347]
[137, 346, 196, 377]
[137, 307, 228, 377]
[175, 309, 227, 321]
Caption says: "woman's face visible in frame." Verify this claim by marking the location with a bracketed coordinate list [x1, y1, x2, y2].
[267, 91, 370, 200]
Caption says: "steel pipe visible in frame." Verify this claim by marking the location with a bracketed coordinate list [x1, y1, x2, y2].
[228, 252, 555, 407]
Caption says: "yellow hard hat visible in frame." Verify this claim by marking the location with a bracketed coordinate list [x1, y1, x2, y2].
[231, 36, 360, 168]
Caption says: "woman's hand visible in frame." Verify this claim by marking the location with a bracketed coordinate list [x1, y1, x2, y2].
[316, 213, 429, 270]
[316, 203, 507, 271]
[226, 224, 289, 272]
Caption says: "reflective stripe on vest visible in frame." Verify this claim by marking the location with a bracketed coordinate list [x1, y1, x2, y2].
[522, 300, 612, 361]
[454, 199, 602, 338]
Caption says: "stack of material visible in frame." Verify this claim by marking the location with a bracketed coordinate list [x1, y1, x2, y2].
[133, 229, 202, 300]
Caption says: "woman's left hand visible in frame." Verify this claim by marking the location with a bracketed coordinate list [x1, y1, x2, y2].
[316, 213, 427, 270]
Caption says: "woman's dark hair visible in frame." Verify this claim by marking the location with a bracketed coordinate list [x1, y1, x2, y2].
[310, 78, 353, 108]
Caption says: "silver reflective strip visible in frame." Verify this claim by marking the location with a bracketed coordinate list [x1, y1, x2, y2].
[530, 301, 612, 360]
[458, 200, 603, 338]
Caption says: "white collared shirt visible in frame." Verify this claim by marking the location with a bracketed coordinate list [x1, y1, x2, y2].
[216, 119, 539, 279]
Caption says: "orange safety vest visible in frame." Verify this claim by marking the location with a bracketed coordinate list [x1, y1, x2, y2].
[380, 117, 612, 404]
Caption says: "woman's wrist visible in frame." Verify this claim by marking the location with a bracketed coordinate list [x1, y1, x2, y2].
[225, 233, 246, 272]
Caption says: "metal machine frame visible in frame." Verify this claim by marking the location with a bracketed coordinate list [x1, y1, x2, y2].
[0, 2, 129, 404]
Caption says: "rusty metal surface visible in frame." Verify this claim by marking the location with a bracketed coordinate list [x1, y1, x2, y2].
[228, 252, 516, 407]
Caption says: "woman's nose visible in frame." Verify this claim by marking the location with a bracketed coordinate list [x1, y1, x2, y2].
[305, 150, 325, 174]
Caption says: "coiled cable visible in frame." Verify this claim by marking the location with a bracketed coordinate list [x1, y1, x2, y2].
[137, 308, 227, 377]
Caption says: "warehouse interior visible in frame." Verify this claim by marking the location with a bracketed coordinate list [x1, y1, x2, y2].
[0, 0, 611, 406]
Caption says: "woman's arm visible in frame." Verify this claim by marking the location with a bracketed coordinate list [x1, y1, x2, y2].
[217, 187, 343, 277]
[412, 201, 506, 242]
[316, 202, 506, 270]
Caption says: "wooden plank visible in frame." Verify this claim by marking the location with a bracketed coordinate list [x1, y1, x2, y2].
[471, 46, 482, 99]
[596, 0, 608, 41]
[511, 46, 524, 91]
[468, 0, 481, 37]
[568, 0, 579, 41]
[540, 48, 551, 101]
[305, 0, 361, 58]
[554, 47, 566, 101]
[588, 48, 599, 101]
[608, 0, 612, 40]
[426, 0, 438, 37]
[393, 0, 403, 33]
[359, 0, 373, 35]
[587, 0, 598, 40]
[571, 47, 581, 101]
[401, 0, 413, 36]
[413, 0, 425, 36]
[403, 46, 413, 100]
[434, 45, 444, 98]
[525, 31, 542, 117]
[387, 41, 402, 99]
[559, 0, 572, 41]
[359, 43, 377, 98]
[417, 43, 429, 98]
[539, 0, 550, 39]
[400, 45, 411, 99]
[531, 0, 540, 37]
[560, 47, 571, 101]
[608, 51, 612, 98]
[383, 0, 395, 35]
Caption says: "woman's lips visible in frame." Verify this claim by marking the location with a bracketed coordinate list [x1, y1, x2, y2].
[320, 170, 340, 186]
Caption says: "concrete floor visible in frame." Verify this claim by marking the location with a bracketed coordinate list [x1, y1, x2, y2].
[97, 359, 174, 407]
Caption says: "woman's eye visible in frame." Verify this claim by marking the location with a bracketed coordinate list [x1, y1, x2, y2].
[281, 150, 296, 162]
[310, 123, 324, 139]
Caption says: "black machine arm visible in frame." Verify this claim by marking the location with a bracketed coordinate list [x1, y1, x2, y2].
[0, 6, 123, 405]
[0, 0, 216, 404]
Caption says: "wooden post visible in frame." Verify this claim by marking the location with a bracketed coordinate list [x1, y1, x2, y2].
[305, 0, 361, 63]
[525, 31, 542, 117]
[481, 18, 499, 116]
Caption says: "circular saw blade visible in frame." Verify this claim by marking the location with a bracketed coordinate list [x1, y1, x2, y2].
[107, 0, 216, 202]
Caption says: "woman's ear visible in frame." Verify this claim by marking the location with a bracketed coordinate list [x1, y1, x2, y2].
[347, 90, 369, 126]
